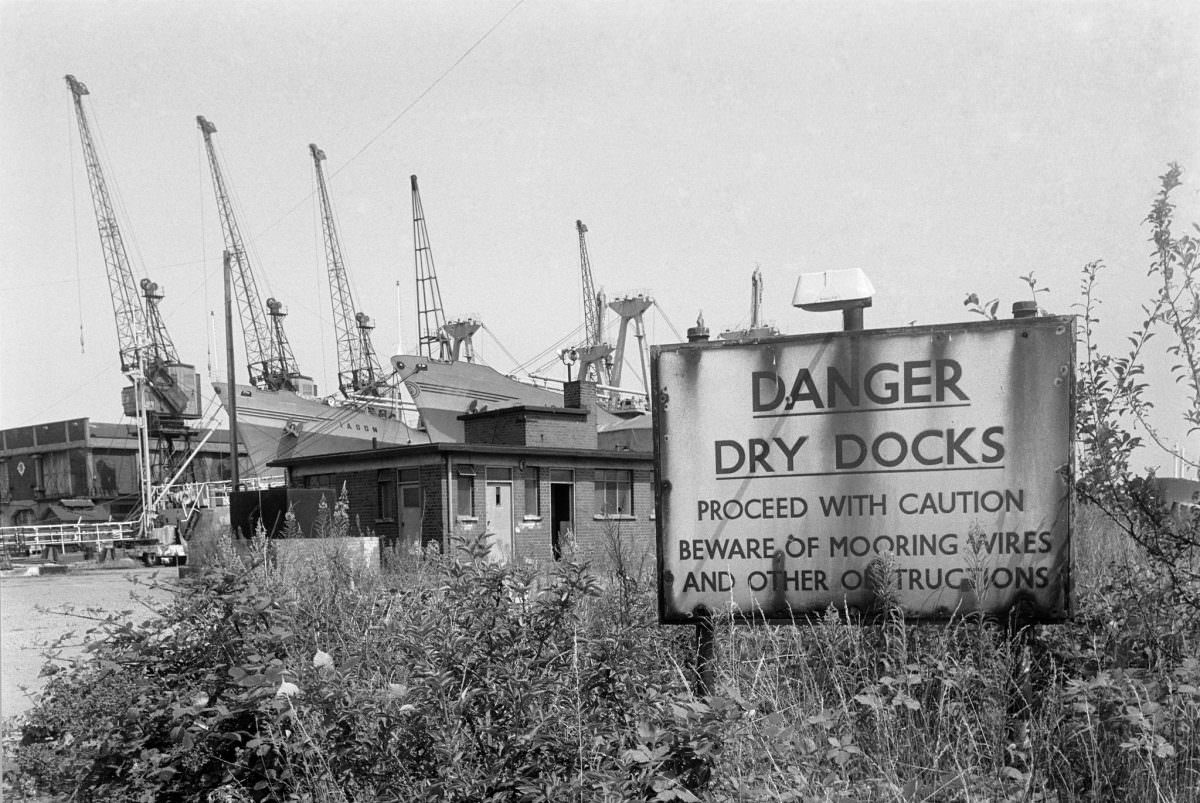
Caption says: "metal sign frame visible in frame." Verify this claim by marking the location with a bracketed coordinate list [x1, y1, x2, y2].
[652, 316, 1075, 625]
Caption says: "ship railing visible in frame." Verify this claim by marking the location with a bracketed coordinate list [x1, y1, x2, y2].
[0, 521, 141, 555]
[156, 475, 286, 512]
[341, 391, 418, 417]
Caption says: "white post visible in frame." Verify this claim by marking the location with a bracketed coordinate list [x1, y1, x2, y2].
[128, 350, 154, 539]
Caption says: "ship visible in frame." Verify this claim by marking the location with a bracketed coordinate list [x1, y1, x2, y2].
[212, 354, 653, 473]
[212, 381, 431, 477]
[392, 355, 570, 441]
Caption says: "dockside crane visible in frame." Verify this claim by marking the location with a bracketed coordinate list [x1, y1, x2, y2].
[65, 75, 201, 482]
[410, 175, 479, 362]
[198, 115, 313, 393]
[310, 144, 383, 396]
[573, 220, 613, 385]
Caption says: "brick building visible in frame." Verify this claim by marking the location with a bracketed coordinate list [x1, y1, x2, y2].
[271, 381, 655, 565]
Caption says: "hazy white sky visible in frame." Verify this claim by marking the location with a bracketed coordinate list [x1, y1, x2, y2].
[2, 0, 1197, 473]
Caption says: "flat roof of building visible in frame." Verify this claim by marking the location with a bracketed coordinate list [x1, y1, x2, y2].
[270, 440, 653, 469]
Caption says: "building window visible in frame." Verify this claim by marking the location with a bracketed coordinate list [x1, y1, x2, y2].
[456, 475, 474, 517]
[524, 467, 540, 518]
[306, 473, 334, 491]
[594, 469, 633, 516]
[377, 469, 396, 521]
[456, 465, 476, 518]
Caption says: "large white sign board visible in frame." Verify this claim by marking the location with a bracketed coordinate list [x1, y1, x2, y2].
[652, 317, 1074, 623]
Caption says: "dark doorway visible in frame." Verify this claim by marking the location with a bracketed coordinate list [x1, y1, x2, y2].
[549, 481, 574, 560]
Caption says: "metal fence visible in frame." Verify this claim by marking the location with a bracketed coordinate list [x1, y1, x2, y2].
[0, 521, 141, 555]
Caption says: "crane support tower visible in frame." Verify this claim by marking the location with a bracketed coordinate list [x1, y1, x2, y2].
[442, 317, 482, 363]
[65, 75, 201, 483]
[310, 144, 383, 395]
[574, 220, 613, 384]
[197, 115, 313, 394]
[608, 293, 653, 399]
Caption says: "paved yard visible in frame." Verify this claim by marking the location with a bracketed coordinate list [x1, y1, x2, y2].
[1, 566, 174, 720]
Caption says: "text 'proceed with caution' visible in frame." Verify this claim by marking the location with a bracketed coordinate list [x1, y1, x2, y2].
[650, 316, 1074, 624]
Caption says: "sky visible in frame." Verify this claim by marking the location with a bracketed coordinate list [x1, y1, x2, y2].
[1, 0, 1198, 476]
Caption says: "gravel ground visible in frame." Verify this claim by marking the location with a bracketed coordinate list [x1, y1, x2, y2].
[1, 565, 175, 721]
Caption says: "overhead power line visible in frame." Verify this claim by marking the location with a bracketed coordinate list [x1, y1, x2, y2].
[252, 0, 526, 243]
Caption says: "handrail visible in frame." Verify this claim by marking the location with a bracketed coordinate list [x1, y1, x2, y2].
[0, 521, 141, 549]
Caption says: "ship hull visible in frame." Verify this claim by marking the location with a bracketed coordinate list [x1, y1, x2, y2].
[213, 383, 430, 475]
[394, 356, 566, 441]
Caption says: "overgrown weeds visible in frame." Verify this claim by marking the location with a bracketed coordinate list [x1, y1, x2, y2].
[3, 514, 1199, 801]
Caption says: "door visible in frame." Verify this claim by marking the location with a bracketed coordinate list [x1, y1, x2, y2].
[485, 481, 514, 563]
[398, 483, 422, 553]
[549, 481, 574, 560]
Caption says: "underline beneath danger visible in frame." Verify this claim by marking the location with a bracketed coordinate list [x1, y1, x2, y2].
[753, 402, 973, 419]
[715, 465, 1006, 480]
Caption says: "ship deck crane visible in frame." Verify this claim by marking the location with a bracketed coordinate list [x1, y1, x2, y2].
[410, 175, 479, 362]
[65, 75, 200, 485]
[198, 115, 312, 393]
[310, 144, 383, 396]
[608, 292, 653, 400]
[574, 220, 613, 385]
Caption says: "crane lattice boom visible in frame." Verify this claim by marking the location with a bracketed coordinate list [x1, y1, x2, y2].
[66, 74, 162, 372]
[311, 144, 382, 395]
[577, 221, 601, 348]
[574, 220, 611, 384]
[198, 115, 303, 391]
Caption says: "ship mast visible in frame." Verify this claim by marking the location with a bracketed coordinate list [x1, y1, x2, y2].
[750, 266, 764, 330]
[411, 174, 448, 361]
[410, 175, 480, 362]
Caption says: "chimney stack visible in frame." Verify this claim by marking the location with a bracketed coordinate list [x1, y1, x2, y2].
[564, 380, 597, 410]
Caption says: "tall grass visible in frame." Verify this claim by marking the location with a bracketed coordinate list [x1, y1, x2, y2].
[3, 509, 1199, 801]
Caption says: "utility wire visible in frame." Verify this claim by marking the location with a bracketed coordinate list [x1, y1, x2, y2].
[251, 0, 526, 243]
[330, 0, 525, 181]
[479, 323, 525, 375]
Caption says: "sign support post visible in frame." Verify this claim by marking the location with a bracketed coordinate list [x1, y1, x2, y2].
[692, 605, 716, 697]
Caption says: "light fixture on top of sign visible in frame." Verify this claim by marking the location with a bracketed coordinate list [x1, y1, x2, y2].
[792, 268, 875, 331]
